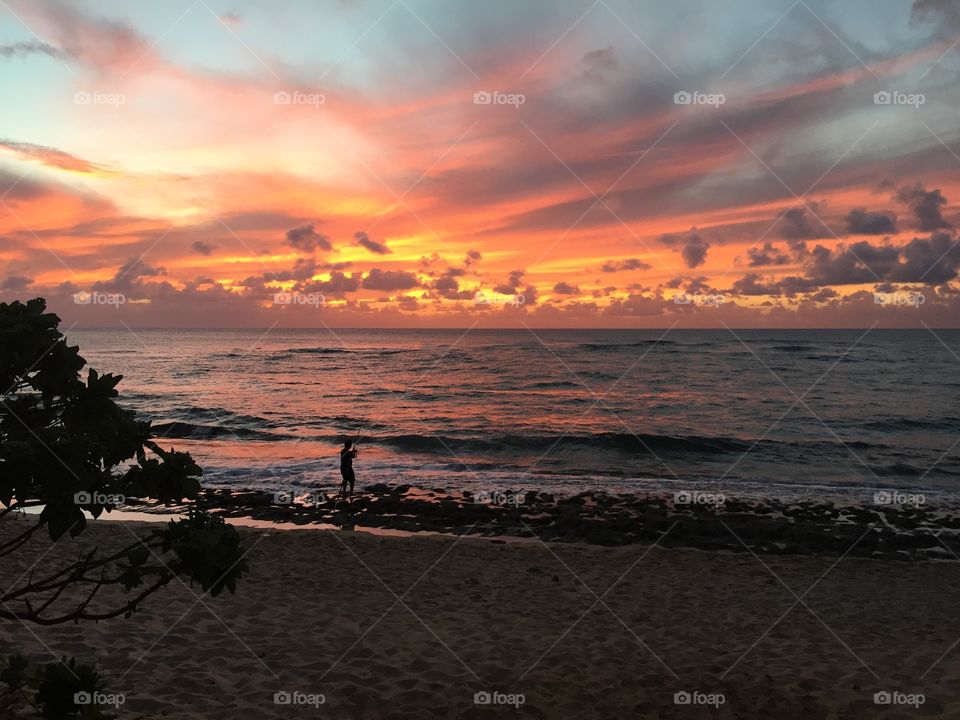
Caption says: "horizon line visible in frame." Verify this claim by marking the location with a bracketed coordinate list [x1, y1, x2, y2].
[61, 326, 960, 332]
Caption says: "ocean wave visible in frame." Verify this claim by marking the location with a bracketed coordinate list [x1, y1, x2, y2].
[169, 406, 279, 426]
[863, 417, 960, 432]
[285, 347, 353, 355]
[151, 420, 279, 441]
[283, 347, 408, 356]
[375, 432, 754, 455]
[521, 380, 581, 389]
[578, 340, 679, 351]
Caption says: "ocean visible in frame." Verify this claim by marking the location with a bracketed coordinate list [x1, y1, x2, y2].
[67, 328, 960, 503]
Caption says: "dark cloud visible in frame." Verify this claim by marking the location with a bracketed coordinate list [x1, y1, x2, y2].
[250, 258, 318, 285]
[0, 40, 64, 59]
[286, 224, 333, 253]
[314, 271, 361, 295]
[581, 46, 618, 82]
[731, 230, 960, 296]
[601, 257, 651, 273]
[552, 281, 580, 294]
[809, 288, 838, 302]
[786, 237, 811, 259]
[362, 268, 419, 291]
[603, 293, 665, 317]
[465, 250, 482, 266]
[778, 207, 830, 240]
[746, 242, 791, 266]
[108, 258, 165, 291]
[845, 208, 897, 235]
[431, 272, 474, 300]
[894, 231, 960, 283]
[684, 276, 715, 295]
[0, 275, 33, 292]
[0, 169, 90, 204]
[806, 241, 900, 286]
[660, 231, 709, 268]
[395, 295, 419, 311]
[494, 269, 525, 295]
[418, 253, 444, 274]
[896, 184, 951, 232]
[191, 240, 216, 255]
[354, 231, 391, 255]
[731, 273, 815, 297]
[911, 0, 960, 30]
[432, 275, 460, 299]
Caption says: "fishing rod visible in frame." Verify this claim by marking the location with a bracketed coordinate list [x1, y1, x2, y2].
[353, 418, 365, 450]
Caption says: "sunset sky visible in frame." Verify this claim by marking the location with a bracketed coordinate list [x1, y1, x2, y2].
[1, 0, 959, 327]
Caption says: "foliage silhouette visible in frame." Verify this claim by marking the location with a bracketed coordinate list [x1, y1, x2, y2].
[0, 298, 248, 716]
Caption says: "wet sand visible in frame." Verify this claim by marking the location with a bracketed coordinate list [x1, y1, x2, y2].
[3, 516, 960, 718]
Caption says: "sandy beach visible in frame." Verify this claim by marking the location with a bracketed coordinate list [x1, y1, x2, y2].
[3, 515, 960, 719]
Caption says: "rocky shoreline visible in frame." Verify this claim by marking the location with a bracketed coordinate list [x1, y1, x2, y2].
[123, 484, 960, 561]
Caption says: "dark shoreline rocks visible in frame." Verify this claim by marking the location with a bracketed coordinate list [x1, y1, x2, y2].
[123, 485, 960, 561]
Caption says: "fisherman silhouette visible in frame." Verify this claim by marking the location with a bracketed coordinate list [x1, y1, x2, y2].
[339, 439, 358, 498]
